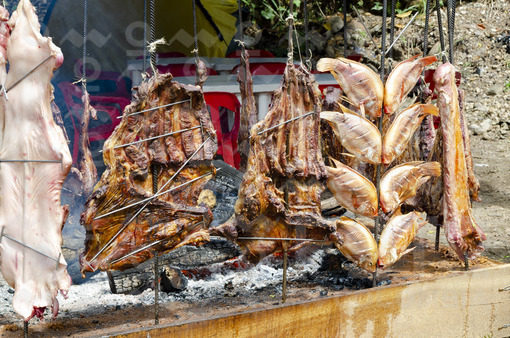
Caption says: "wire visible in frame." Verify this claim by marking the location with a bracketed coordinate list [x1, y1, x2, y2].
[343, 0, 348, 57]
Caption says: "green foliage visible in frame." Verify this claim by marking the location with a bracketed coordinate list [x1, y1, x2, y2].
[504, 80, 510, 92]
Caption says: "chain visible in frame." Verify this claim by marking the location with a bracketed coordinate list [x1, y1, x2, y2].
[436, 0, 447, 63]
[447, 0, 456, 64]
[149, 0, 156, 74]
[81, 0, 88, 94]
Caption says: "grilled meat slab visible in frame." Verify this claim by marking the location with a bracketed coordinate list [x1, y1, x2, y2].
[80, 73, 217, 274]
[212, 65, 339, 263]
[433, 63, 485, 260]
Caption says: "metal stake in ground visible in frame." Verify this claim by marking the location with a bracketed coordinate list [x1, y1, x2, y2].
[282, 241, 289, 304]
[152, 162, 160, 325]
[24, 320, 28, 338]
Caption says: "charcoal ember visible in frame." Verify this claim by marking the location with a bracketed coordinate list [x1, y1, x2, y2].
[107, 239, 239, 294]
[205, 160, 243, 227]
[160, 267, 188, 292]
[80, 72, 218, 275]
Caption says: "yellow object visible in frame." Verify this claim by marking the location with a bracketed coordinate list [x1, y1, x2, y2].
[159, 0, 238, 57]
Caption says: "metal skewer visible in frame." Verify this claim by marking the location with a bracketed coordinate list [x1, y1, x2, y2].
[237, 236, 328, 243]
[99, 126, 201, 152]
[282, 244, 288, 303]
[119, 99, 191, 119]
[352, 6, 378, 50]
[86, 137, 211, 266]
[94, 170, 216, 220]
[0, 55, 53, 98]
[255, 111, 314, 136]
[384, 11, 419, 56]
[0, 227, 62, 269]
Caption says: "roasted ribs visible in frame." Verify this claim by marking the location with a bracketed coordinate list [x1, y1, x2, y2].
[212, 64, 339, 263]
[80, 72, 217, 274]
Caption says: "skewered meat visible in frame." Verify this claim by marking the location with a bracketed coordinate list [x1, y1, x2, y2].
[78, 90, 98, 195]
[377, 209, 427, 269]
[317, 57, 383, 119]
[332, 217, 378, 272]
[326, 158, 378, 218]
[458, 89, 480, 202]
[320, 86, 347, 162]
[236, 49, 257, 171]
[433, 63, 485, 260]
[382, 104, 439, 165]
[80, 72, 217, 274]
[380, 161, 441, 214]
[384, 55, 437, 115]
[321, 106, 382, 164]
[212, 64, 341, 263]
[0, 0, 71, 320]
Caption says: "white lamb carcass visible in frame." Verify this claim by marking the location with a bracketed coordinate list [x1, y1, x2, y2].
[0, 0, 71, 320]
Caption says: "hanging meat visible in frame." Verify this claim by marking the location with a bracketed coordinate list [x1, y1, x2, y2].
[211, 64, 343, 263]
[433, 63, 485, 260]
[80, 71, 217, 274]
[0, 0, 72, 321]
[236, 49, 257, 171]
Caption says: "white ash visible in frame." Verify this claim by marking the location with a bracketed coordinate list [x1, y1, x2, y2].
[0, 249, 325, 323]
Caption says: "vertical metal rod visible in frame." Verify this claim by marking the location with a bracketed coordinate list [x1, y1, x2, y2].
[149, 0, 156, 73]
[152, 164, 159, 325]
[374, 0, 389, 288]
[24, 321, 28, 338]
[464, 253, 469, 271]
[154, 250, 160, 324]
[435, 224, 441, 251]
[282, 245, 288, 303]
[107, 271, 117, 294]
[343, 0, 348, 56]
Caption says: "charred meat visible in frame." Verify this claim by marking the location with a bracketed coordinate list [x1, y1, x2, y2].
[80, 72, 217, 274]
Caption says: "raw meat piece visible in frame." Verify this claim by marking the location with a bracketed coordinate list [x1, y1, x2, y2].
[0, 0, 71, 320]
[458, 89, 480, 202]
[236, 49, 257, 171]
[80, 72, 217, 274]
[78, 90, 98, 195]
[212, 64, 340, 263]
[433, 63, 485, 260]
